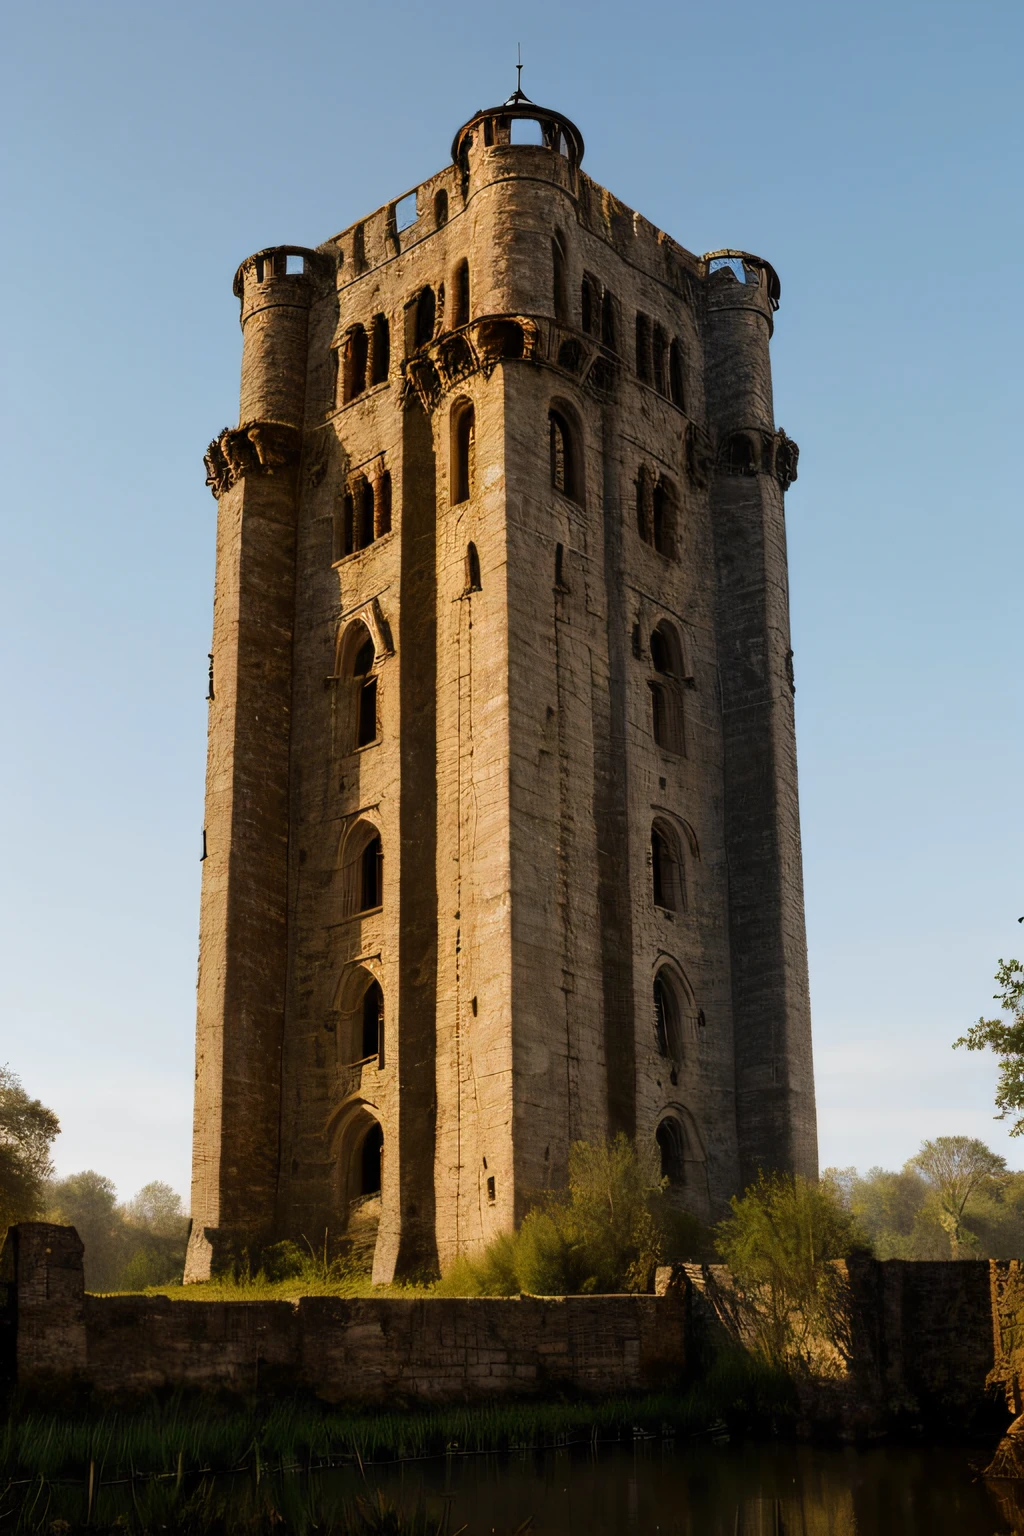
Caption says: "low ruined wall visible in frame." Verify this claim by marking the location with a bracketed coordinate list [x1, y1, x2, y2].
[0, 1225, 686, 1403]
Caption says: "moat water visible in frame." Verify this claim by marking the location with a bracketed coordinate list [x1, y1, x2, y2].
[14, 1438, 1020, 1532]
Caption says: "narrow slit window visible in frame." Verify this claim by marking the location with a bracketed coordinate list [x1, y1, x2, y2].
[552, 236, 567, 322]
[555, 542, 567, 590]
[362, 980, 384, 1062]
[652, 325, 668, 394]
[669, 340, 686, 409]
[370, 314, 390, 385]
[342, 493, 355, 557]
[453, 260, 470, 328]
[344, 325, 368, 401]
[434, 188, 449, 227]
[549, 409, 579, 502]
[635, 313, 652, 383]
[601, 289, 617, 351]
[360, 835, 383, 911]
[451, 399, 475, 504]
[465, 541, 482, 592]
[358, 480, 375, 549]
[377, 470, 392, 536]
[415, 286, 436, 349]
[657, 1117, 686, 1184]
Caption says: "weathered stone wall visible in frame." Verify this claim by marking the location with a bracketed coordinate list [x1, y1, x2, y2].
[2, 1226, 685, 1404]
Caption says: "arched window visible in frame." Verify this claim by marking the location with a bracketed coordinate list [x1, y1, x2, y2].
[465, 541, 482, 592]
[725, 433, 757, 474]
[549, 409, 580, 502]
[360, 1120, 384, 1195]
[652, 476, 678, 560]
[656, 1117, 687, 1185]
[552, 235, 568, 321]
[601, 289, 617, 351]
[635, 313, 652, 383]
[652, 821, 684, 911]
[653, 972, 684, 1060]
[451, 398, 475, 504]
[370, 313, 390, 385]
[358, 479, 375, 549]
[650, 622, 685, 754]
[353, 635, 377, 748]
[336, 491, 355, 560]
[360, 834, 383, 911]
[452, 260, 470, 328]
[378, 471, 392, 536]
[669, 340, 685, 409]
[344, 324, 368, 401]
[415, 286, 436, 349]
[434, 189, 449, 227]
[361, 979, 384, 1064]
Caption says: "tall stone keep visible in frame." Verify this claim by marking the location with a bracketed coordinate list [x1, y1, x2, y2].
[186, 91, 817, 1284]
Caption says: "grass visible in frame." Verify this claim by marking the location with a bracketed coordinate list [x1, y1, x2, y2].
[110, 1272, 431, 1302]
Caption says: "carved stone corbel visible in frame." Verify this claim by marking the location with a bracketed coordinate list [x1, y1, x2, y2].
[203, 420, 302, 498]
[772, 429, 800, 490]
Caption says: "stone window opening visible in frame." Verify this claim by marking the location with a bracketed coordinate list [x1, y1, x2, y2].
[510, 116, 545, 145]
[725, 432, 758, 475]
[554, 542, 568, 592]
[653, 971, 685, 1061]
[453, 260, 471, 328]
[549, 407, 581, 503]
[651, 820, 685, 912]
[360, 1120, 384, 1195]
[552, 234, 568, 322]
[652, 325, 668, 395]
[451, 398, 475, 505]
[360, 834, 383, 911]
[394, 192, 417, 232]
[352, 223, 366, 272]
[669, 340, 686, 409]
[361, 979, 384, 1066]
[601, 289, 618, 352]
[377, 470, 392, 537]
[358, 478, 375, 549]
[656, 1116, 687, 1185]
[415, 286, 436, 350]
[336, 491, 355, 560]
[635, 312, 652, 383]
[343, 324, 368, 402]
[650, 620, 685, 753]
[486, 1175, 496, 1203]
[652, 476, 678, 560]
[434, 188, 449, 227]
[465, 541, 482, 593]
[581, 272, 601, 337]
[636, 465, 653, 544]
[370, 314, 390, 385]
[353, 636, 378, 749]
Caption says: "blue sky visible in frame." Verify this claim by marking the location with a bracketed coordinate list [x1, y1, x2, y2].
[1, 0, 1021, 1202]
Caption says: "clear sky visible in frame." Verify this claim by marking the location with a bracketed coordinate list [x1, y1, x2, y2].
[2, 0, 1021, 1204]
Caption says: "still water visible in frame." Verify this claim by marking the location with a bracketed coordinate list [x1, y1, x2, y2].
[359, 1440, 1012, 1534]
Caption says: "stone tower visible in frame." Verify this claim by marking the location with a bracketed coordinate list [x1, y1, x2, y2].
[185, 91, 816, 1285]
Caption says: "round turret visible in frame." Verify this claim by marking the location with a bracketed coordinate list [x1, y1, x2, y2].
[451, 89, 583, 201]
[232, 245, 321, 429]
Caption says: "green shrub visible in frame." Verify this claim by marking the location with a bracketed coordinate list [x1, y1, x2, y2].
[436, 1135, 712, 1296]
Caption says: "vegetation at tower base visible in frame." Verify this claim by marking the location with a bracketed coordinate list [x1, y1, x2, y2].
[433, 1136, 713, 1297]
[956, 958, 1024, 1132]
[0, 1067, 59, 1237]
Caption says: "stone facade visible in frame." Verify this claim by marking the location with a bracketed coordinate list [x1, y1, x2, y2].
[187, 91, 817, 1285]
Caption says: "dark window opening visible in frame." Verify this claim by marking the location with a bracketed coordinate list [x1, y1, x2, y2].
[360, 835, 383, 910]
[361, 980, 384, 1063]
[483, 116, 494, 147]
[342, 493, 355, 557]
[653, 976, 675, 1057]
[415, 286, 436, 349]
[353, 637, 375, 677]
[486, 1175, 496, 1203]
[653, 479, 677, 560]
[552, 237, 568, 322]
[378, 471, 392, 536]
[669, 340, 685, 409]
[650, 627, 673, 676]
[370, 314, 390, 384]
[453, 260, 470, 328]
[357, 676, 377, 746]
[549, 409, 578, 501]
[726, 434, 757, 474]
[581, 273, 601, 336]
[601, 289, 617, 351]
[434, 189, 449, 227]
[360, 1121, 383, 1195]
[465, 541, 481, 592]
[636, 467, 652, 544]
[651, 682, 669, 749]
[635, 313, 652, 383]
[344, 325, 368, 401]
[657, 1117, 686, 1185]
[452, 400, 474, 504]
[652, 325, 668, 395]
[555, 542, 567, 591]
[358, 480, 375, 548]
[352, 224, 366, 271]
[652, 826, 680, 910]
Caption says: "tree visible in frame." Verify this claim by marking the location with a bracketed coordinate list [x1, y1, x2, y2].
[955, 960, 1024, 1133]
[715, 1172, 868, 1371]
[0, 1066, 60, 1234]
[909, 1136, 1007, 1256]
[45, 1170, 125, 1289]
